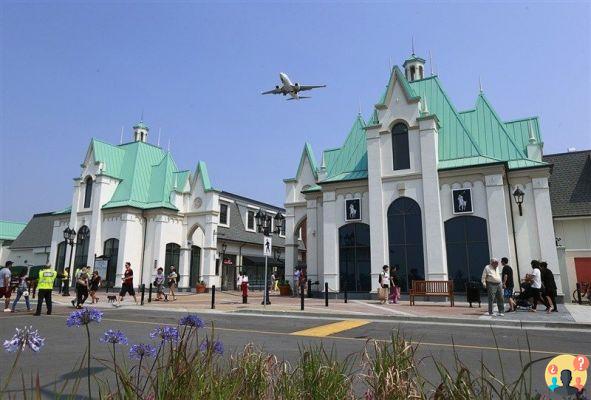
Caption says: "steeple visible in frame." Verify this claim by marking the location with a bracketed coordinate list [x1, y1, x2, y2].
[403, 41, 426, 82]
[133, 121, 149, 143]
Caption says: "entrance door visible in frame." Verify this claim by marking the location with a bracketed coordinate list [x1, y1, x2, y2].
[221, 255, 237, 290]
[189, 245, 201, 288]
[339, 223, 371, 292]
[103, 239, 119, 286]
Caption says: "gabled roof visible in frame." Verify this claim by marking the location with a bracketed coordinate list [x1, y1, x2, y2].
[543, 150, 591, 218]
[90, 139, 126, 179]
[194, 160, 216, 192]
[9, 213, 58, 249]
[376, 66, 420, 107]
[0, 221, 27, 241]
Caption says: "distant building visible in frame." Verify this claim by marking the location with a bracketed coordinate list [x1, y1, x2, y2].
[3, 213, 59, 266]
[48, 122, 284, 289]
[285, 53, 562, 295]
[0, 221, 27, 264]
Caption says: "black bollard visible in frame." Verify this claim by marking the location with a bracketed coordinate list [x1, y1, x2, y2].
[307, 279, 312, 298]
[325, 282, 329, 307]
[301, 284, 305, 311]
[148, 283, 153, 303]
[211, 285, 216, 309]
[140, 284, 145, 305]
[344, 280, 348, 304]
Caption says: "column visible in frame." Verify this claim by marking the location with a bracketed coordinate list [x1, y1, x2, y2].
[322, 191, 338, 291]
[65, 180, 82, 277]
[178, 247, 190, 289]
[485, 174, 512, 259]
[201, 214, 220, 287]
[118, 213, 143, 286]
[87, 176, 107, 268]
[418, 115, 448, 280]
[284, 205, 297, 285]
[306, 199, 319, 282]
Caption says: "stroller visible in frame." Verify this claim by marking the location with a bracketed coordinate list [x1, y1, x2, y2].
[513, 282, 533, 310]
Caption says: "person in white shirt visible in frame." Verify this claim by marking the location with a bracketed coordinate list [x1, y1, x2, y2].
[481, 258, 504, 316]
[526, 260, 549, 312]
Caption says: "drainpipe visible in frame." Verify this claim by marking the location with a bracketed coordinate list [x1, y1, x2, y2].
[504, 164, 522, 288]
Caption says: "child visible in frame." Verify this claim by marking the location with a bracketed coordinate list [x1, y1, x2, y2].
[11, 271, 31, 312]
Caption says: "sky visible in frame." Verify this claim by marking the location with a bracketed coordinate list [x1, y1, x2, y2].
[1, 1, 590, 222]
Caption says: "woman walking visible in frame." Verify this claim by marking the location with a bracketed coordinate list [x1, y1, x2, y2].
[11, 271, 31, 312]
[72, 267, 89, 309]
[388, 266, 401, 304]
[168, 266, 178, 301]
[89, 270, 101, 304]
[154, 267, 165, 301]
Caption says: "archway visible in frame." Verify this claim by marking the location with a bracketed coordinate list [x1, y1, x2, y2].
[387, 197, 424, 292]
[444, 216, 490, 292]
[188, 224, 205, 288]
[165, 243, 181, 276]
[339, 223, 371, 292]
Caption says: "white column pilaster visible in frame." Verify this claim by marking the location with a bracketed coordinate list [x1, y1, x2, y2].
[322, 191, 338, 291]
[284, 205, 297, 283]
[485, 174, 512, 260]
[306, 199, 319, 281]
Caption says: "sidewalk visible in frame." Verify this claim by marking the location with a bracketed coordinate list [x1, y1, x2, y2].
[51, 289, 591, 329]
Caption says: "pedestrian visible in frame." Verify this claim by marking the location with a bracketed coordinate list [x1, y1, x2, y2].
[89, 270, 101, 304]
[540, 261, 558, 312]
[11, 270, 31, 312]
[481, 258, 504, 316]
[293, 267, 301, 297]
[378, 265, 390, 305]
[167, 266, 178, 301]
[525, 260, 549, 312]
[154, 267, 165, 301]
[72, 267, 89, 309]
[270, 272, 277, 292]
[118, 262, 138, 305]
[0, 261, 13, 312]
[240, 271, 249, 304]
[299, 268, 307, 296]
[388, 266, 401, 304]
[34, 264, 60, 316]
[61, 267, 70, 296]
[501, 257, 516, 312]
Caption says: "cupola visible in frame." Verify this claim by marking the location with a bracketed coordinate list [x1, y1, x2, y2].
[403, 53, 426, 82]
[133, 121, 149, 143]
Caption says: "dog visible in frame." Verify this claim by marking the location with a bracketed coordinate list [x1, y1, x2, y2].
[107, 295, 117, 303]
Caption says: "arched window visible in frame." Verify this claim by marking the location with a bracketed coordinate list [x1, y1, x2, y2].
[388, 197, 424, 292]
[444, 216, 490, 292]
[190, 245, 201, 288]
[55, 241, 67, 274]
[165, 243, 181, 276]
[339, 223, 371, 292]
[74, 225, 90, 268]
[410, 66, 416, 81]
[418, 65, 423, 79]
[83, 177, 93, 208]
[103, 238, 119, 285]
[392, 123, 410, 170]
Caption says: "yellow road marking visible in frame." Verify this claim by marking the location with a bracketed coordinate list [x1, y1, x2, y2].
[291, 319, 370, 337]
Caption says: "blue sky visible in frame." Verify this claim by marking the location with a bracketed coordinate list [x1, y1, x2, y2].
[1, 1, 590, 222]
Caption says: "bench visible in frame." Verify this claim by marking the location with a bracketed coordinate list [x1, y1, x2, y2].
[409, 280, 454, 306]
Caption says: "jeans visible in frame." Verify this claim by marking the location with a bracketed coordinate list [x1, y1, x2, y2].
[11, 288, 31, 311]
[486, 283, 504, 315]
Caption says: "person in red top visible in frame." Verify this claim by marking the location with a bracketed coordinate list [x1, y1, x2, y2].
[118, 262, 138, 305]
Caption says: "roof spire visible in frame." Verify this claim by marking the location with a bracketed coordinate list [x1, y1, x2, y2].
[479, 76, 483, 93]
[167, 137, 171, 153]
[157, 128, 162, 147]
[358, 99, 362, 116]
[411, 36, 415, 56]
[120, 126, 124, 144]
[429, 50, 433, 76]
[528, 120, 537, 144]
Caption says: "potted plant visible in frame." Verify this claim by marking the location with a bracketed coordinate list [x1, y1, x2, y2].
[196, 280, 206, 294]
[278, 280, 291, 296]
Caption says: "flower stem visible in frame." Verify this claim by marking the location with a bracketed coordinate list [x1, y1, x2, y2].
[0, 347, 22, 395]
[113, 343, 121, 398]
[141, 342, 162, 394]
[136, 355, 143, 398]
[85, 324, 92, 400]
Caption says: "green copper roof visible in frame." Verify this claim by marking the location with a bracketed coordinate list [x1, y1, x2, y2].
[133, 121, 149, 130]
[504, 117, 542, 154]
[0, 221, 27, 241]
[195, 160, 215, 192]
[403, 54, 426, 67]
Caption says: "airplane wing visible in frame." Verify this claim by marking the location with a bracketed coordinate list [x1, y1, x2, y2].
[261, 88, 283, 95]
[297, 85, 326, 92]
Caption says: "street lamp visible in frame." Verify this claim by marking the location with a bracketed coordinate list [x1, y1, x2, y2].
[512, 187, 525, 216]
[218, 242, 227, 286]
[254, 210, 284, 305]
[62, 227, 76, 296]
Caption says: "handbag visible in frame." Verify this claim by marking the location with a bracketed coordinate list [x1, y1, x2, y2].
[378, 287, 387, 301]
[22, 290, 29, 297]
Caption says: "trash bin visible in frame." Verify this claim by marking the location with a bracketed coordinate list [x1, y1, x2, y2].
[466, 281, 481, 308]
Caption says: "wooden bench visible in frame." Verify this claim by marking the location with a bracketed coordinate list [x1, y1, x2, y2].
[409, 280, 454, 306]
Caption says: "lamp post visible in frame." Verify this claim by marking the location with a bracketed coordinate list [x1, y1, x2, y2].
[62, 227, 76, 296]
[255, 210, 284, 306]
[219, 242, 227, 289]
[512, 187, 525, 216]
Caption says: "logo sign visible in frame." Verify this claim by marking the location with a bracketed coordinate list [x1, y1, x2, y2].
[452, 188, 473, 214]
[345, 198, 361, 221]
[545, 354, 588, 396]
[263, 236, 272, 257]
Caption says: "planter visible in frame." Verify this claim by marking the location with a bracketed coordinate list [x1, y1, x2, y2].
[278, 284, 291, 296]
[196, 284, 206, 294]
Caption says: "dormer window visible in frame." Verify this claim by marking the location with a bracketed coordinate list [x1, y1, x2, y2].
[392, 123, 410, 170]
[247, 210, 255, 231]
[219, 203, 229, 226]
[83, 176, 93, 208]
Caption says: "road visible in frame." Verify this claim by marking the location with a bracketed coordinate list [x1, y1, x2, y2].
[1, 306, 589, 398]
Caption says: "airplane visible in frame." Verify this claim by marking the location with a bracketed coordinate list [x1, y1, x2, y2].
[261, 72, 326, 100]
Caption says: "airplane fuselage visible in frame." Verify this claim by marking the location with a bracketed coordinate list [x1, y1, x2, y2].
[279, 72, 299, 99]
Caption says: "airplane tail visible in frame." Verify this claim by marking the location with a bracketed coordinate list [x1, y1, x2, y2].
[287, 96, 311, 101]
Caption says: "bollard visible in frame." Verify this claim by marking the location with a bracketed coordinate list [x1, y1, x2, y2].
[301, 284, 305, 311]
[148, 283, 153, 303]
[324, 282, 329, 307]
[344, 281, 348, 304]
[307, 279, 312, 298]
[140, 284, 145, 305]
[211, 285, 216, 309]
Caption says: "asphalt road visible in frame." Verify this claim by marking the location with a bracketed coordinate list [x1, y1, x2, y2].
[1, 305, 589, 399]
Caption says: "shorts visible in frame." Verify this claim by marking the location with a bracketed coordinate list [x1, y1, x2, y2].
[503, 288, 513, 299]
[0, 287, 12, 298]
[119, 284, 135, 297]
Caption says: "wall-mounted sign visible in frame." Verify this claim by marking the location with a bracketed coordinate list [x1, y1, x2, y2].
[345, 198, 362, 221]
[452, 188, 473, 214]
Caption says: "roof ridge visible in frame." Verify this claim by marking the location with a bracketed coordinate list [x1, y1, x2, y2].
[504, 116, 539, 124]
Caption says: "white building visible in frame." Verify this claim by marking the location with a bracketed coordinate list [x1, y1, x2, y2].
[48, 122, 285, 289]
[284, 54, 563, 295]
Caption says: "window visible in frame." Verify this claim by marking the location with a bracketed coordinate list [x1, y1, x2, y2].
[74, 225, 90, 268]
[392, 123, 410, 170]
[83, 176, 93, 208]
[247, 210, 255, 231]
[418, 65, 423, 79]
[410, 66, 416, 81]
[219, 203, 229, 226]
[165, 243, 181, 276]
[339, 223, 371, 292]
[103, 238, 119, 285]
[55, 241, 67, 274]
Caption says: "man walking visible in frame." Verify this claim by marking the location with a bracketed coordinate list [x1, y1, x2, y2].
[0, 261, 13, 312]
[526, 260, 549, 312]
[118, 262, 138, 305]
[501, 257, 516, 312]
[540, 261, 558, 312]
[34, 264, 59, 316]
[481, 258, 504, 316]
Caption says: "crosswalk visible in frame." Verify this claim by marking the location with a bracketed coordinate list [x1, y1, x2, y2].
[291, 319, 370, 337]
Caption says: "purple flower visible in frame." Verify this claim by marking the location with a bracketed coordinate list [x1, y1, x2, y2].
[66, 307, 103, 327]
[179, 315, 204, 328]
[129, 343, 157, 360]
[149, 326, 179, 343]
[3, 326, 45, 353]
[199, 339, 224, 355]
[100, 329, 128, 345]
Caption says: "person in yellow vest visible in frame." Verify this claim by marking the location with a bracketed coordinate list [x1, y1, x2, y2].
[34, 264, 63, 316]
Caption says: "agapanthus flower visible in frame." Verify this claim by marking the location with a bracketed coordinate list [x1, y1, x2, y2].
[199, 339, 224, 355]
[3, 326, 45, 353]
[179, 315, 204, 328]
[100, 329, 128, 345]
[149, 325, 179, 343]
[129, 343, 157, 360]
[66, 307, 103, 327]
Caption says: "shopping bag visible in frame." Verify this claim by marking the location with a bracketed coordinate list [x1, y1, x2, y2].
[378, 287, 387, 301]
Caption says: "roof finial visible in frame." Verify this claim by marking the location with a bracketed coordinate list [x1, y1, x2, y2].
[358, 99, 362, 116]
[120, 126, 124, 144]
[528, 120, 537, 144]
[140, 109, 144, 122]
[157, 128, 162, 147]
[479, 76, 483, 93]
[411, 36, 415, 56]
[167, 137, 171, 153]
[429, 50, 433, 76]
